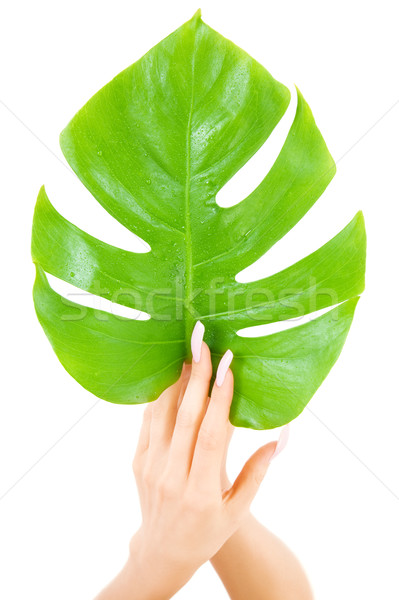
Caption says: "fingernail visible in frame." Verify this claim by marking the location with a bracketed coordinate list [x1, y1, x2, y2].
[191, 321, 205, 363]
[216, 350, 233, 387]
[270, 424, 290, 462]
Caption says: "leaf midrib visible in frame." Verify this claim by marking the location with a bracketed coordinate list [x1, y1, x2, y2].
[183, 27, 197, 354]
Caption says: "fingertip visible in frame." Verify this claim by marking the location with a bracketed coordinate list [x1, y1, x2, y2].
[211, 367, 233, 400]
[191, 320, 205, 363]
[259, 441, 278, 464]
[216, 350, 234, 387]
[200, 340, 211, 360]
[270, 424, 290, 462]
[223, 367, 234, 388]
[192, 340, 213, 379]
[208, 368, 234, 423]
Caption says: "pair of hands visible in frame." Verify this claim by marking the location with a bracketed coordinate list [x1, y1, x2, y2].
[128, 323, 288, 598]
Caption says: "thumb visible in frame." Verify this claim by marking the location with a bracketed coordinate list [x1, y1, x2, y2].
[226, 425, 289, 516]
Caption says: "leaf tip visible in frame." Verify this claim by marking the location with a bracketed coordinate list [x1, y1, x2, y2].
[354, 209, 365, 227]
[34, 184, 46, 206]
[190, 8, 202, 26]
[351, 210, 367, 248]
[59, 126, 68, 151]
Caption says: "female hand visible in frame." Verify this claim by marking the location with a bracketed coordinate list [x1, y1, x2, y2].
[128, 322, 284, 599]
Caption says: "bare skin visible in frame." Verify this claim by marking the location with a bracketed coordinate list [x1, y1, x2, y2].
[95, 340, 313, 599]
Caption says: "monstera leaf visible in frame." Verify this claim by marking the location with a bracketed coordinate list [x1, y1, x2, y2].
[32, 10, 366, 429]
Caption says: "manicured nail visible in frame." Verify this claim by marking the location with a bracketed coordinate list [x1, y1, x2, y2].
[216, 350, 233, 387]
[191, 321, 205, 363]
[270, 425, 290, 462]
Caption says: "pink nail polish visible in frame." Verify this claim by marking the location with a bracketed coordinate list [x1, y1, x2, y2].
[216, 350, 233, 387]
[191, 321, 205, 363]
[270, 424, 290, 462]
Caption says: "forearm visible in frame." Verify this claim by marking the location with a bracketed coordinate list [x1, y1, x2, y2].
[94, 533, 194, 600]
[211, 514, 313, 600]
[93, 556, 148, 600]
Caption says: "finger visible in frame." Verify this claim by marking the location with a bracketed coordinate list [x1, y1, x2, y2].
[221, 423, 234, 490]
[189, 350, 234, 491]
[134, 403, 153, 458]
[147, 364, 186, 460]
[226, 425, 290, 516]
[223, 422, 234, 463]
[225, 442, 276, 516]
[177, 362, 191, 410]
[166, 322, 212, 482]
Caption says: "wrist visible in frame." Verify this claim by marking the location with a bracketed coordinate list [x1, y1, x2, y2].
[126, 530, 195, 600]
[210, 513, 256, 565]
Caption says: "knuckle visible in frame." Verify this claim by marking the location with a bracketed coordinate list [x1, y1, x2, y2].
[183, 489, 218, 513]
[191, 360, 212, 381]
[132, 456, 142, 476]
[150, 399, 165, 420]
[158, 477, 176, 499]
[190, 500, 215, 515]
[176, 407, 196, 429]
[142, 466, 155, 488]
[188, 369, 203, 385]
[198, 427, 219, 452]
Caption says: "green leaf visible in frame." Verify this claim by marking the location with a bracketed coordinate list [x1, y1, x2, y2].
[32, 10, 366, 429]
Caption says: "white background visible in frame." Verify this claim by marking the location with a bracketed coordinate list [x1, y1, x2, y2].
[1, 0, 398, 598]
